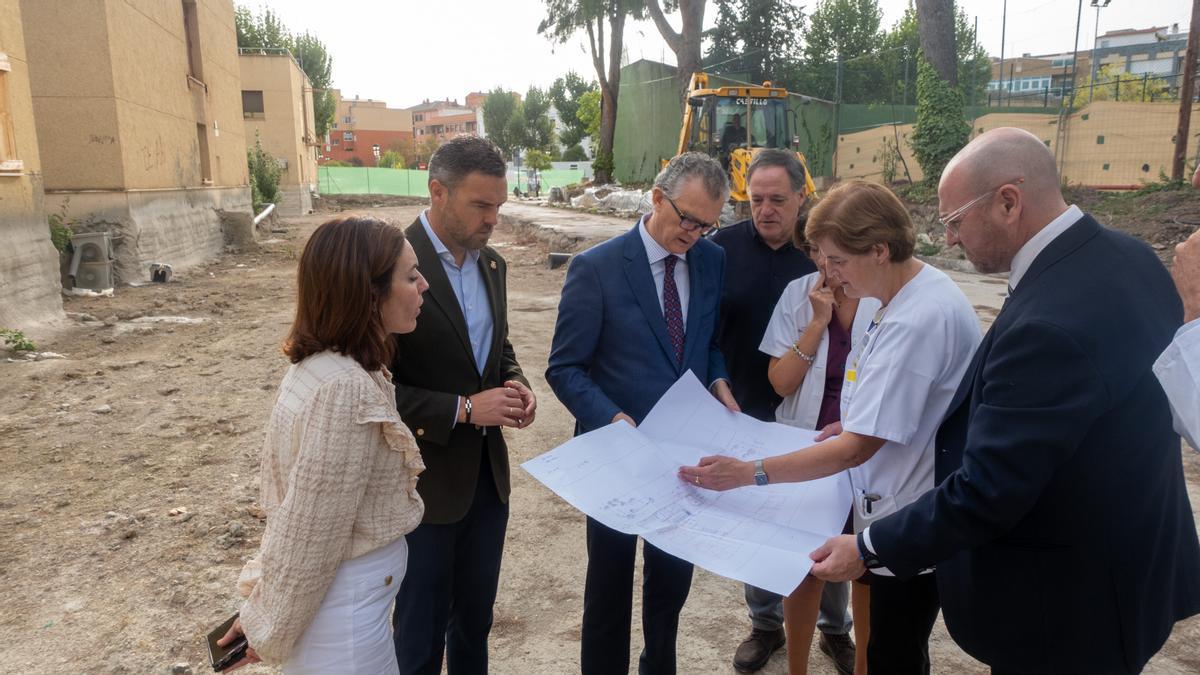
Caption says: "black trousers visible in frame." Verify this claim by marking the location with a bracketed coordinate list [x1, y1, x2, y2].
[393, 442, 509, 675]
[581, 517, 694, 675]
[867, 572, 941, 675]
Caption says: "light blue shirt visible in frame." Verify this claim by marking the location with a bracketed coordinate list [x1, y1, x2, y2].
[420, 211, 494, 374]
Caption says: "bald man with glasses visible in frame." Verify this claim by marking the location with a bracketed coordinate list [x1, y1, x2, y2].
[810, 127, 1200, 673]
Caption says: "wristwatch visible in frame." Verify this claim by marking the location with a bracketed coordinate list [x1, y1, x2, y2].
[856, 531, 885, 570]
[753, 459, 769, 486]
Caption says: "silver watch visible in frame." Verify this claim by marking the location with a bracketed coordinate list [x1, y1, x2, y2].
[753, 459, 769, 486]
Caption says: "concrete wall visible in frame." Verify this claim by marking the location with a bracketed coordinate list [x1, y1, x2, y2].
[0, 0, 63, 329]
[21, 0, 251, 282]
[44, 185, 252, 284]
[240, 53, 317, 215]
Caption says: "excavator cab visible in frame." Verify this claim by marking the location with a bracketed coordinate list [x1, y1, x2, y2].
[671, 73, 816, 208]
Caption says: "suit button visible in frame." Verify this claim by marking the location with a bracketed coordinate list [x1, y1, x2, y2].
[940, 448, 947, 454]
[416, 428, 425, 437]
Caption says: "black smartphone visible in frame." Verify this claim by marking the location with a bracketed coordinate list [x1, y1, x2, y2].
[206, 612, 248, 672]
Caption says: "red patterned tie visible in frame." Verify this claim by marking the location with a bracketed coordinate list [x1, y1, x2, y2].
[663, 255, 685, 367]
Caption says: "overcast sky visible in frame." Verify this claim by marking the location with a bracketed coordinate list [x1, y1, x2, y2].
[243, 0, 1193, 109]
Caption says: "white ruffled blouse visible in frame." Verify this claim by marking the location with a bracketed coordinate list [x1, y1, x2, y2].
[235, 351, 425, 664]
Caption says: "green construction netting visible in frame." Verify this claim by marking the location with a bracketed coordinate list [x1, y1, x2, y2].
[317, 167, 585, 196]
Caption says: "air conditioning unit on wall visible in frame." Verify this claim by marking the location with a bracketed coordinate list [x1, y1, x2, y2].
[68, 231, 114, 291]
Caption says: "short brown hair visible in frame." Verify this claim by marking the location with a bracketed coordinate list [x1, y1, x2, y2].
[804, 180, 914, 262]
[283, 216, 408, 371]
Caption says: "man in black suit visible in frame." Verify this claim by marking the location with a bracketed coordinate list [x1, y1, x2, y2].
[810, 127, 1200, 672]
[391, 136, 536, 674]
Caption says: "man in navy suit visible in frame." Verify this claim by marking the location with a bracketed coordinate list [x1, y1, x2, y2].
[546, 152, 739, 674]
[810, 127, 1200, 672]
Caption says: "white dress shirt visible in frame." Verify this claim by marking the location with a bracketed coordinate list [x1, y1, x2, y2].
[1154, 318, 1200, 452]
[1008, 204, 1083, 291]
[638, 216, 689, 325]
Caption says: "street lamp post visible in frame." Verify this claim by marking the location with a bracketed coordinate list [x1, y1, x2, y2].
[1089, 0, 1112, 103]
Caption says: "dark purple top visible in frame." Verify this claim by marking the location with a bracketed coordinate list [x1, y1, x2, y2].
[816, 315, 853, 430]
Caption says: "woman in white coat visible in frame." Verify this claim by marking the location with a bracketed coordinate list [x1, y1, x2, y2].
[683, 181, 981, 674]
[759, 234, 879, 675]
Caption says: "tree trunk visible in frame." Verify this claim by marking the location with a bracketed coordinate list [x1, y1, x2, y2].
[645, 0, 706, 111]
[586, 2, 626, 183]
[914, 0, 956, 85]
[598, 84, 619, 182]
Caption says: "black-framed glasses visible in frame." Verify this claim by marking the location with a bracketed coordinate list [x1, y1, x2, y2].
[665, 195, 718, 234]
[938, 177, 1025, 237]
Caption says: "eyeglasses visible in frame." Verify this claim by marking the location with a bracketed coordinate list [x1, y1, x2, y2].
[665, 195, 718, 234]
[938, 178, 1025, 237]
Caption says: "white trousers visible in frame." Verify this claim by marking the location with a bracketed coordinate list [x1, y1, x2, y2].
[283, 536, 408, 675]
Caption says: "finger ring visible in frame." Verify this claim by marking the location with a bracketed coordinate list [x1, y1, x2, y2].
[694, 476, 700, 485]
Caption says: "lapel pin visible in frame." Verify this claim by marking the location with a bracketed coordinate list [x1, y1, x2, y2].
[489, 260, 497, 270]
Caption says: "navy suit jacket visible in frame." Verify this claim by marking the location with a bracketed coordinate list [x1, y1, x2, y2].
[546, 223, 729, 434]
[869, 216, 1200, 672]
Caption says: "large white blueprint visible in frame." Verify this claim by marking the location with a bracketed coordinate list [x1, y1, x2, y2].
[523, 372, 853, 596]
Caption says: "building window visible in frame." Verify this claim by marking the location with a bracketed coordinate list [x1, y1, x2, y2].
[343, 115, 352, 124]
[241, 90, 264, 118]
[414, 113, 424, 122]
[0, 54, 19, 173]
[342, 131, 354, 141]
[332, 121, 338, 129]
[332, 139, 339, 146]
[182, 0, 203, 81]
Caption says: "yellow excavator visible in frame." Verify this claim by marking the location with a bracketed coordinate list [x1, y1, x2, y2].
[667, 72, 817, 207]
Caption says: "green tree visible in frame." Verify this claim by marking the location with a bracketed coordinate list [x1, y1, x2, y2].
[1070, 64, 1171, 107]
[539, 0, 646, 182]
[878, 4, 990, 106]
[562, 144, 590, 161]
[247, 133, 282, 211]
[576, 89, 602, 156]
[482, 88, 524, 162]
[797, 0, 885, 102]
[549, 71, 597, 147]
[910, 56, 969, 184]
[525, 148, 554, 171]
[522, 86, 556, 152]
[235, 5, 336, 138]
[378, 150, 405, 169]
[705, 0, 804, 87]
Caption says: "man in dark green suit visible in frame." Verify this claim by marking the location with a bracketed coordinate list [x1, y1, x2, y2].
[391, 136, 535, 675]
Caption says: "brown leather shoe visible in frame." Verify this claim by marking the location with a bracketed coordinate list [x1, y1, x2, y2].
[818, 631, 856, 675]
[733, 627, 786, 672]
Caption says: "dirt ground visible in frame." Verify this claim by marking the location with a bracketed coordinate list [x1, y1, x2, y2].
[2, 200, 1198, 674]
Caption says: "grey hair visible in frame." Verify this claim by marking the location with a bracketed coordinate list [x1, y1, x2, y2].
[653, 152, 729, 202]
[428, 136, 506, 190]
[747, 149, 808, 194]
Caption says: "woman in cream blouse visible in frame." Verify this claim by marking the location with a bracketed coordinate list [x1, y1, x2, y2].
[219, 216, 429, 673]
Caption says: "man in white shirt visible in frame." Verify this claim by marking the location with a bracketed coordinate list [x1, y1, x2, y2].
[1155, 227, 1200, 450]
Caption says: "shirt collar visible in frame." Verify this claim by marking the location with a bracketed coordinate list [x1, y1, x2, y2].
[420, 209, 480, 267]
[1009, 204, 1082, 291]
[638, 214, 685, 265]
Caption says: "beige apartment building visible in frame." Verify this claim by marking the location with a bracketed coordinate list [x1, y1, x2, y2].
[21, 0, 252, 284]
[0, 0, 62, 328]
[239, 49, 318, 215]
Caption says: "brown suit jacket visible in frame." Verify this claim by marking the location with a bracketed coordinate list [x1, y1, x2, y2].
[391, 218, 527, 524]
